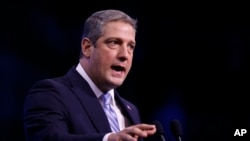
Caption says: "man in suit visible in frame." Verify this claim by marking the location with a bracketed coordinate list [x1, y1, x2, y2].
[23, 9, 157, 141]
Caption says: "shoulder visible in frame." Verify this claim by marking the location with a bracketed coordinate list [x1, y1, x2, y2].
[29, 65, 79, 92]
[30, 76, 66, 90]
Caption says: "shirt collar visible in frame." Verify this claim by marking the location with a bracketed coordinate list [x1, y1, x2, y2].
[75, 63, 114, 100]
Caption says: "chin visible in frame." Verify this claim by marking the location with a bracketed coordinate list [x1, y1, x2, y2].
[110, 80, 124, 88]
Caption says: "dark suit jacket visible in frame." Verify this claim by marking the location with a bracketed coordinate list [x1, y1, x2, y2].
[23, 65, 142, 141]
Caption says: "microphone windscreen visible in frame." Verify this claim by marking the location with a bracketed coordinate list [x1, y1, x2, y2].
[170, 119, 182, 137]
[153, 120, 165, 135]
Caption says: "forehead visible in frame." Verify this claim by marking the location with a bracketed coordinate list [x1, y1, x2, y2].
[101, 21, 136, 40]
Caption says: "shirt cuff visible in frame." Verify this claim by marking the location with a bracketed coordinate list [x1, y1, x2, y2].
[103, 132, 114, 141]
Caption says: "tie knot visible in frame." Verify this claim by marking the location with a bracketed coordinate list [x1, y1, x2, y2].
[102, 93, 112, 105]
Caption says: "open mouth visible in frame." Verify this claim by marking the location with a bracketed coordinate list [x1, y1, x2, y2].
[111, 65, 125, 72]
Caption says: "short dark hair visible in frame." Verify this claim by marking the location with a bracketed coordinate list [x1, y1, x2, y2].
[79, 9, 137, 58]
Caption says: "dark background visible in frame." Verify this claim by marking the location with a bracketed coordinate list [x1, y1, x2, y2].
[1, 1, 250, 141]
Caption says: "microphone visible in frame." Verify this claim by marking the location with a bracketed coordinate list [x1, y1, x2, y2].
[153, 120, 166, 141]
[170, 119, 182, 141]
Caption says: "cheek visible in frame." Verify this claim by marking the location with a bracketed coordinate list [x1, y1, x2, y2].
[128, 55, 133, 63]
[99, 53, 114, 66]
[128, 60, 133, 68]
[126, 57, 133, 68]
[102, 51, 116, 61]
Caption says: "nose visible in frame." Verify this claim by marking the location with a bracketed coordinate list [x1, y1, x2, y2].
[118, 45, 130, 62]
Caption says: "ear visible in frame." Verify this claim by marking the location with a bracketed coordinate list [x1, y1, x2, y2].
[81, 38, 93, 58]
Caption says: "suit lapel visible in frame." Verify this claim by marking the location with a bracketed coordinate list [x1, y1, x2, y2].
[65, 66, 140, 132]
[114, 91, 141, 125]
[66, 67, 111, 133]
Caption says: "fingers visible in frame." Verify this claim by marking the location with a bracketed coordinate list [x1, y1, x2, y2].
[131, 124, 157, 136]
[109, 132, 138, 141]
[108, 124, 157, 141]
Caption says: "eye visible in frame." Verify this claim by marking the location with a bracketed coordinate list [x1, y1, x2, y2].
[106, 40, 120, 48]
[110, 40, 118, 45]
[128, 44, 135, 50]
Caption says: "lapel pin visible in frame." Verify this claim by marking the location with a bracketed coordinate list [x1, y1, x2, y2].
[127, 105, 131, 110]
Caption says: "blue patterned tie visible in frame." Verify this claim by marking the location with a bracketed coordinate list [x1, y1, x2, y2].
[102, 93, 120, 132]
